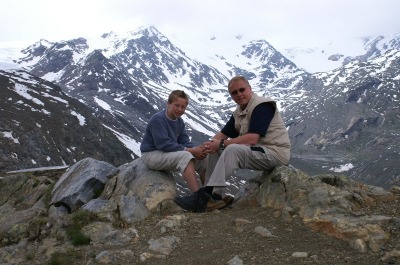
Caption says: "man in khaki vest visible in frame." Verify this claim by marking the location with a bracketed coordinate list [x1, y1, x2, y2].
[174, 76, 291, 212]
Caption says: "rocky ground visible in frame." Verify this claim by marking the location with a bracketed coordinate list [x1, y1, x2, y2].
[10, 189, 400, 265]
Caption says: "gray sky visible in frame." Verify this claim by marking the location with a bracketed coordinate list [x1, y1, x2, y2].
[1, 0, 399, 49]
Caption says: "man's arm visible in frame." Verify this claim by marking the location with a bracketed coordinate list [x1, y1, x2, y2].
[206, 103, 275, 152]
[206, 131, 259, 153]
[224, 133, 260, 146]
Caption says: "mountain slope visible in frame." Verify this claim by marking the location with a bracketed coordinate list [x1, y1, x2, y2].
[0, 69, 133, 174]
[285, 49, 400, 188]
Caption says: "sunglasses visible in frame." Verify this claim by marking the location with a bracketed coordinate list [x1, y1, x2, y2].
[230, 87, 247, 96]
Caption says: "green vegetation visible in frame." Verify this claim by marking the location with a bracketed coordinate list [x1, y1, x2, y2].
[25, 252, 35, 261]
[65, 210, 98, 246]
[47, 249, 81, 265]
[43, 182, 56, 207]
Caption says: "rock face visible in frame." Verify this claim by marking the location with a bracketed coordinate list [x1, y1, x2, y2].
[100, 158, 177, 212]
[50, 157, 119, 212]
[235, 165, 397, 252]
[0, 157, 399, 264]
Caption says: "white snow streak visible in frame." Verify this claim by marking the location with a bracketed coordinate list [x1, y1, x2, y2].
[71, 111, 86, 126]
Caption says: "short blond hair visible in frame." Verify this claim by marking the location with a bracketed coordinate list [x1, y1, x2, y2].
[168, 90, 189, 104]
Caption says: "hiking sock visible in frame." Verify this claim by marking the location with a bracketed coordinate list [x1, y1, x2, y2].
[195, 187, 209, 212]
[211, 193, 223, 200]
[205, 186, 214, 196]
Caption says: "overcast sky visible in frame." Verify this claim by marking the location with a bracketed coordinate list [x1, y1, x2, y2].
[1, 0, 399, 50]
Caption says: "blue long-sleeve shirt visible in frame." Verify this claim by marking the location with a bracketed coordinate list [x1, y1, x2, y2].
[140, 110, 195, 153]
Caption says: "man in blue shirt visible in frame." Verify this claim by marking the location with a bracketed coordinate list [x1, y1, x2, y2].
[140, 90, 226, 212]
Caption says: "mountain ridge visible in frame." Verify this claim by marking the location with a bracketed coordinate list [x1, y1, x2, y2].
[0, 26, 399, 189]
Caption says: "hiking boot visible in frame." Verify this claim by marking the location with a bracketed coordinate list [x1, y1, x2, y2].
[222, 195, 234, 206]
[206, 199, 226, 211]
[173, 187, 210, 212]
[211, 193, 234, 208]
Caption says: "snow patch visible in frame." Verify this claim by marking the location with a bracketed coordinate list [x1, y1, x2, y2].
[1, 131, 19, 143]
[71, 111, 86, 126]
[14, 83, 44, 106]
[94, 96, 112, 111]
[103, 124, 140, 157]
[329, 163, 354, 173]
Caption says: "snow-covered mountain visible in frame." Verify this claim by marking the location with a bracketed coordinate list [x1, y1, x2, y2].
[6, 26, 309, 152]
[285, 49, 400, 188]
[280, 32, 400, 73]
[0, 25, 399, 188]
[0, 69, 132, 173]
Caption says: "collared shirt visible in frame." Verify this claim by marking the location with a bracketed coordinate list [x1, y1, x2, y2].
[221, 102, 275, 138]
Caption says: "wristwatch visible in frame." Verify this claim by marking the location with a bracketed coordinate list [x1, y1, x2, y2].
[219, 139, 225, 150]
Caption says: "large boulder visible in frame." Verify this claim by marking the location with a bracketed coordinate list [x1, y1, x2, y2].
[47, 157, 177, 225]
[101, 158, 177, 212]
[50, 158, 118, 212]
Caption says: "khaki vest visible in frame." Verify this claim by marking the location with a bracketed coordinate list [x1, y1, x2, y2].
[233, 94, 291, 164]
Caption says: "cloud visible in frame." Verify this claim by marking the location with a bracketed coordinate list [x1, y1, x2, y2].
[1, 0, 399, 50]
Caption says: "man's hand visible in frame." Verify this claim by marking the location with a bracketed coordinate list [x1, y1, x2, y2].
[187, 145, 208, 160]
[203, 132, 260, 154]
[204, 139, 220, 154]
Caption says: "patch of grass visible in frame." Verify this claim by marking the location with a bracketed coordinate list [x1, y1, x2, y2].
[33, 217, 48, 226]
[30, 216, 49, 240]
[25, 252, 35, 261]
[65, 210, 98, 246]
[71, 210, 98, 227]
[43, 182, 55, 207]
[47, 251, 69, 265]
[66, 226, 90, 246]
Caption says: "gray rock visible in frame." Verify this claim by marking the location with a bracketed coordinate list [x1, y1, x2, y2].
[233, 168, 265, 183]
[94, 249, 135, 264]
[102, 158, 177, 212]
[48, 204, 70, 227]
[390, 186, 400, 194]
[228, 255, 244, 265]
[50, 157, 118, 212]
[118, 195, 151, 224]
[82, 222, 139, 246]
[254, 226, 275, 237]
[239, 165, 396, 252]
[148, 236, 180, 255]
[0, 174, 29, 206]
[0, 201, 46, 244]
[157, 214, 188, 234]
[95, 250, 114, 264]
[0, 174, 53, 209]
[381, 249, 400, 262]
[0, 157, 398, 260]
[292, 252, 308, 258]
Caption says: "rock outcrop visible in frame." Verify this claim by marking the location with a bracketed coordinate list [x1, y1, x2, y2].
[0, 157, 399, 264]
[234, 166, 397, 252]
